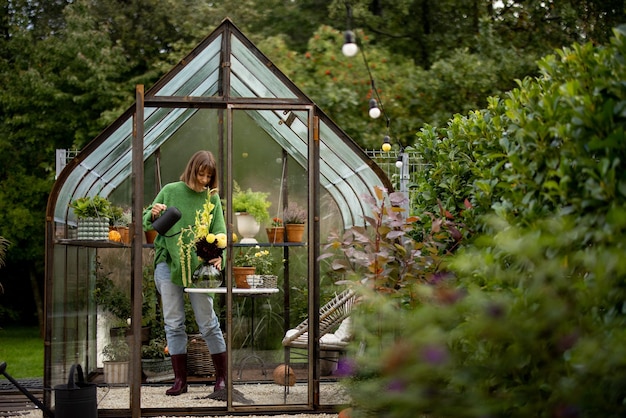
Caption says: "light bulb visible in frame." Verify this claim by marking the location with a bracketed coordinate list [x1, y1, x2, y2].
[368, 99, 381, 119]
[342, 31, 358, 57]
[396, 154, 403, 168]
[382, 135, 391, 152]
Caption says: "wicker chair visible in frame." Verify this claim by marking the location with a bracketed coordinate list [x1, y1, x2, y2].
[282, 288, 357, 351]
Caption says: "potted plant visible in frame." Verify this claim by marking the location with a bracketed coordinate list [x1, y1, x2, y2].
[69, 195, 113, 240]
[266, 217, 285, 243]
[102, 338, 130, 384]
[233, 246, 277, 288]
[94, 259, 152, 344]
[109, 205, 131, 245]
[141, 337, 173, 381]
[283, 202, 306, 242]
[232, 182, 271, 243]
[142, 205, 158, 244]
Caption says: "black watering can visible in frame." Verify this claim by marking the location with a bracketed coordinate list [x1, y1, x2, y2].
[151, 206, 182, 235]
[54, 363, 97, 418]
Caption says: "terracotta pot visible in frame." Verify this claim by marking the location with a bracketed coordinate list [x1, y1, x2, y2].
[285, 223, 305, 242]
[265, 227, 285, 243]
[110, 226, 130, 245]
[144, 229, 158, 244]
[233, 266, 255, 288]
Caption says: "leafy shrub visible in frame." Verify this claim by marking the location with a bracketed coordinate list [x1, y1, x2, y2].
[321, 186, 464, 306]
[342, 26, 626, 417]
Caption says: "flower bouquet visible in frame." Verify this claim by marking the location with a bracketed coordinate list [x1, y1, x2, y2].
[179, 191, 227, 287]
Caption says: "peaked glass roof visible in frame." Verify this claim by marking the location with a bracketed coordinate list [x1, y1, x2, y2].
[52, 18, 390, 230]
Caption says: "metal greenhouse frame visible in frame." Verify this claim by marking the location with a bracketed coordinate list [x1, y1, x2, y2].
[45, 18, 391, 417]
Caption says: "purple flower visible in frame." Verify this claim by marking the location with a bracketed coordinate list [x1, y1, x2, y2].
[420, 344, 449, 365]
[336, 357, 357, 377]
[386, 378, 407, 392]
[486, 302, 505, 318]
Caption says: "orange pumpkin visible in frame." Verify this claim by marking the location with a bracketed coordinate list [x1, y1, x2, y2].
[108, 230, 122, 242]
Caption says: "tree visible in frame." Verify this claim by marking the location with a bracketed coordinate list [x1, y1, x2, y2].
[0, 1, 130, 327]
[327, 0, 625, 69]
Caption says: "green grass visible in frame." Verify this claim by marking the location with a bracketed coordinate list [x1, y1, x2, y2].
[0, 326, 44, 379]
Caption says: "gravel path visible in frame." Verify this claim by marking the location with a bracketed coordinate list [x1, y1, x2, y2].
[9, 383, 348, 417]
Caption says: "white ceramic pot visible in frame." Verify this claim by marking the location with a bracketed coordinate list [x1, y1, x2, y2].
[236, 212, 260, 243]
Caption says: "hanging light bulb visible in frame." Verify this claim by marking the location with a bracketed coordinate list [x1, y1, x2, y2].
[382, 135, 391, 152]
[342, 30, 358, 57]
[395, 153, 403, 168]
[369, 99, 381, 119]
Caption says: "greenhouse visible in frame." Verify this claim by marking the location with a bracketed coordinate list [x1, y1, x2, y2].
[44, 18, 391, 417]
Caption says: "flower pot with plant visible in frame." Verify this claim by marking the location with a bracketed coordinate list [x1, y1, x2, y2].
[109, 205, 132, 244]
[141, 337, 173, 381]
[266, 217, 285, 243]
[232, 182, 271, 243]
[102, 338, 130, 384]
[233, 246, 277, 288]
[70, 195, 113, 240]
[283, 202, 306, 242]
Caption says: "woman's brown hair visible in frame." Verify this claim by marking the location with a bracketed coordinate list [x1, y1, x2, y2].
[180, 150, 218, 193]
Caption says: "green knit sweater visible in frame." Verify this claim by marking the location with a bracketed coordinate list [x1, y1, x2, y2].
[142, 182, 226, 286]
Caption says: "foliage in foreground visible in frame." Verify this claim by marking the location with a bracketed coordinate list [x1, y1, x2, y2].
[339, 27, 626, 417]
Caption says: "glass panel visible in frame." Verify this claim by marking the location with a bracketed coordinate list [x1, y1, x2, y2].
[152, 34, 222, 97]
[228, 109, 310, 406]
[50, 246, 98, 394]
[231, 36, 298, 99]
[156, 109, 221, 183]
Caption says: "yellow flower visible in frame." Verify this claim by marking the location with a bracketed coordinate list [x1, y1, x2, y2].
[216, 233, 227, 248]
[196, 224, 209, 239]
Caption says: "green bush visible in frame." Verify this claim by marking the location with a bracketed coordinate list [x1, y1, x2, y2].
[342, 26, 626, 417]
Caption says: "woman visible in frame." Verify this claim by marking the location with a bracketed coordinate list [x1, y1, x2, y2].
[143, 150, 227, 396]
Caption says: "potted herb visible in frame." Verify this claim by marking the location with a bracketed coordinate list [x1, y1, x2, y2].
[266, 217, 285, 243]
[70, 195, 113, 240]
[283, 202, 306, 242]
[102, 338, 130, 384]
[70, 195, 112, 219]
[232, 182, 271, 243]
[141, 337, 173, 380]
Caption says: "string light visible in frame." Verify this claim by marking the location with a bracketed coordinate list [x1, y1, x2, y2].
[342, 2, 358, 57]
[342, 30, 358, 57]
[382, 135, 391, 152]
[368, 99, 381, 119]
[395, 153, 403, 168]
[342, 1, 393, 151]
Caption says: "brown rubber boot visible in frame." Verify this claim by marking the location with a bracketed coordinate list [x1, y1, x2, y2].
[165, 354, 188, 396]
[211, 352, 227, 392]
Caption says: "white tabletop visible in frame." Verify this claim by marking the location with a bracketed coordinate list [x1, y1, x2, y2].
[184, 287, 279, 295]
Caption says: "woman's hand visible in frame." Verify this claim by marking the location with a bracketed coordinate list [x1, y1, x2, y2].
[151, 203, 167, 220]
[209, 256, 222, 270]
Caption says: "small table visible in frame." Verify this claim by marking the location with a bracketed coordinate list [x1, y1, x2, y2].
[184, 287, 279, 378]
[184, 287, 279, 295]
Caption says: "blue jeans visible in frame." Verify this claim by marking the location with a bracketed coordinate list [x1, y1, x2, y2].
[154, 262, 226, 355]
